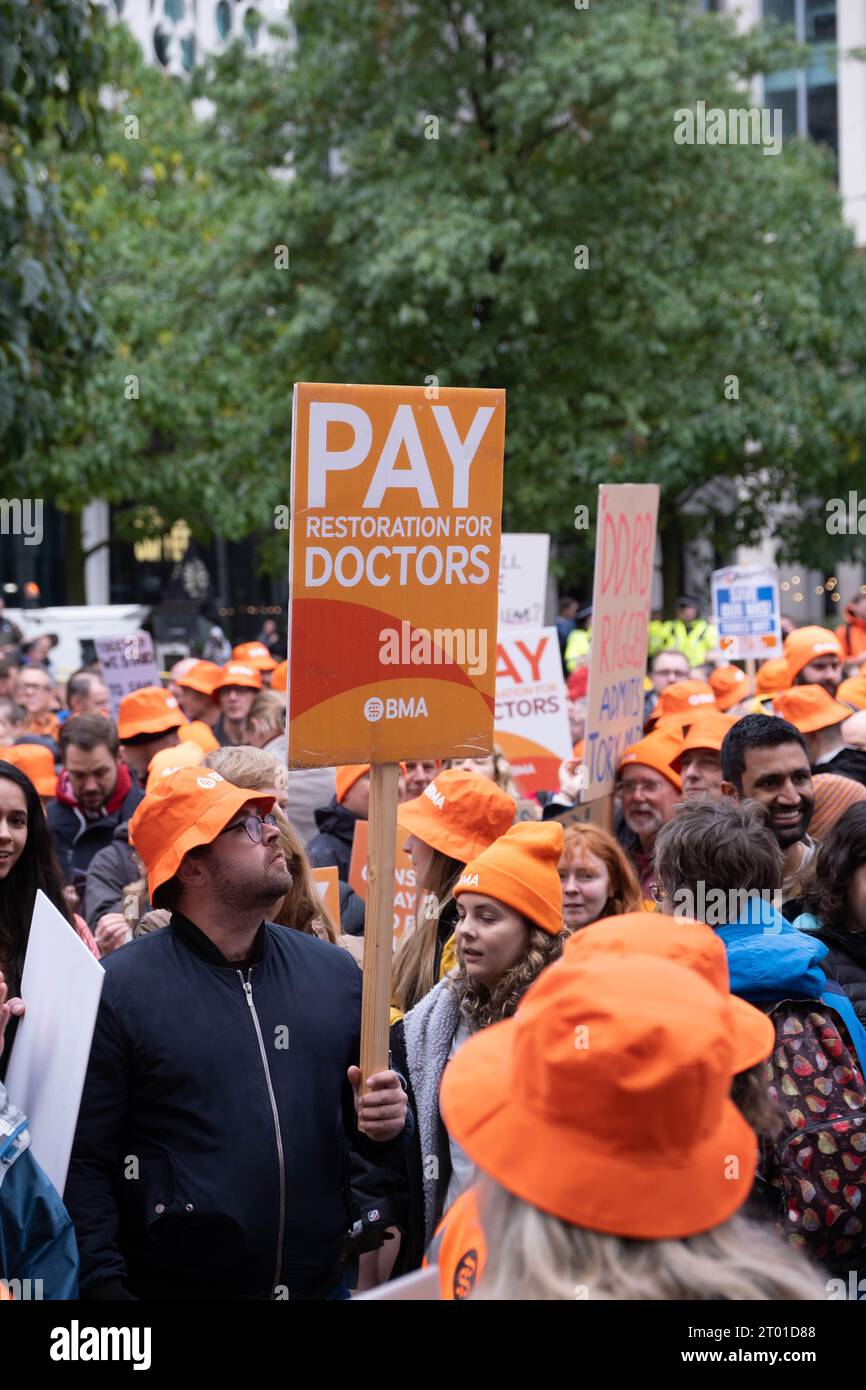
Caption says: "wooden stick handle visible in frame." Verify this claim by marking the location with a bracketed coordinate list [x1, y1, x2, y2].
[359, 762, 400, 1093]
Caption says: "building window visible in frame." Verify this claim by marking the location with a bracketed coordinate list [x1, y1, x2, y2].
[243, 8, 261, 49]
[216, 0, 232, 40]
[763, 0, 838, 156]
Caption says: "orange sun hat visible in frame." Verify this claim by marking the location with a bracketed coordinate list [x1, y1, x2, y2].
[773, 684, 851, 735]
[177, 721, 221, 753]
[117, 687, 187, 740]
[214, 662, 262, 692]
[648, 680, 716, 731]
[335, 764, 370, 803]
[1, 743, 58, 797]
[271, 660, 288, 692]
[232, 641, 278, 673]
[145, 741, 205, 793]
[709, 665, 749, 712]
[618, 728, 684, 792]
[838, 674, 866, 711]
[670, 710, 737, 772]
[397, 768, 516, 863]
[755, 657, 789, 697]
[129, 766, 275, 904]
[439, 948, 761, 1239]
[176, 660, 224, 697]
[783, 626, 843, 684]
[563, 912, 774, 1072]
[453, 822, 565, 936]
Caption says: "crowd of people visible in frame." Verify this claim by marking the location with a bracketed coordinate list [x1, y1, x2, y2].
[3, 605, 866, 1301]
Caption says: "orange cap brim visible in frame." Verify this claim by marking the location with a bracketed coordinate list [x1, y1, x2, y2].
[142, 788, 276, 903]
[397, 798, 489, 863]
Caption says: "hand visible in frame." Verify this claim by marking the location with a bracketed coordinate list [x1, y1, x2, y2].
[558, 757, 584, 801]
[0, 972, 25, 1059]
[95, 913, 133, 955]
[347, 1067, 407, 1143]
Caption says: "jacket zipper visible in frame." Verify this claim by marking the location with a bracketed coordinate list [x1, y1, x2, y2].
[239, 969, 286, 1297]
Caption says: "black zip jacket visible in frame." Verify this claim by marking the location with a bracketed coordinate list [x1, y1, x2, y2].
[65, 912, 410, 1301]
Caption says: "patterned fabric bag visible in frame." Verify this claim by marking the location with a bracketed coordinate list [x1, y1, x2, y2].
[761, 1000, 866, 1270]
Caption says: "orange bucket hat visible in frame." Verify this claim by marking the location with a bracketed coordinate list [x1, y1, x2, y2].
[453, 822, 565, 936]
[177, 660, 224, 697]
[271, 660, 288, 692]
[670, 710, 737, 772]
[129, 766, 275, 904]
[774, 684, 851, 735]
[232, 641, 278, 673]
[784, 626, 843, 684]
[709, 665, 749, 712]
[335, 764, 370, 802]
[439, 949, 760, 1239]
[564, 912, 774, 1072]
[648, 680, 716, 730]
[214, 662, 262, 692]
[145, 741, 205, 793]
[838, 674, 866, 711]
[1, 743, 57, 797]
[756, 657, 789, 697]
[397, 768, 515, 863]
[177, 721, 221, 753]
[118, 687, 187, 740]
[618, 728, 684, 791]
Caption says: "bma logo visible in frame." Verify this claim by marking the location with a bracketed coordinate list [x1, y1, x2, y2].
[363, 696, 429, 722]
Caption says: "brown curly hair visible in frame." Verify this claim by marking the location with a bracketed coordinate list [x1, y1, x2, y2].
[448, 924, 563, 1032]
[801, 801, 866, 934]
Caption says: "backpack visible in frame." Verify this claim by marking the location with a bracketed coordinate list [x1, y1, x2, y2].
[760, 999, 866, 1272]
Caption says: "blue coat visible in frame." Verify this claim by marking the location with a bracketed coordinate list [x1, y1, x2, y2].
[714, 898, 866, 1073]
[0, 1085, 78, 1299]
[65, 913, 410, 1300]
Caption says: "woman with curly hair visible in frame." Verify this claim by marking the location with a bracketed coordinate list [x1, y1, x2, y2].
[558, 822, 643, 933]
[388, 822, 565, 1272]
[798, 801, 866, 1025]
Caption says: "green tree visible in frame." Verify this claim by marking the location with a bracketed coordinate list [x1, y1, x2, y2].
[0, 0, 107, 470]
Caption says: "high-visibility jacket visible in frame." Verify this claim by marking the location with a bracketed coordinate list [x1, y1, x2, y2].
[423, 1185, 486, 1300]
[647, 618, 717, 668]
[563, 627, 591, 672]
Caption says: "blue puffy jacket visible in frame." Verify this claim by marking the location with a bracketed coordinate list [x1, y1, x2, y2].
[0, 1084, 79, 1299]
[714, 897, 866, 1073]
[65, 912, 411, 1301]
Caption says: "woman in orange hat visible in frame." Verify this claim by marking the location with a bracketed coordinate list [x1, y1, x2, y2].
[388, 822, 566, 1276]
[213, 662, 262, 747]
[438, 941, 825, 1300]
[0, 760, 99, 1079]
[557, 823, 642, 933]
[391, 769, 516, 1015]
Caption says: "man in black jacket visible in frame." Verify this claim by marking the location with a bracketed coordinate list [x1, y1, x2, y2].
[65, 766, 408, 1301]
[306, 764, 370, 881]
[47, 715, 143, 883]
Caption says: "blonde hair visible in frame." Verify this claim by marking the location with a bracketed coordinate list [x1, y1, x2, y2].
[248, 689, 286, 743]
[473, 1180, 826, 1301]
[203, 745, 337, 942]
[443, 745, 520, 800]
[391, 847, 464, 1013]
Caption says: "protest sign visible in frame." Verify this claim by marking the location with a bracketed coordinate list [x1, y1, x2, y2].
[288, 383, 506, 766]
[5, 892, 104, 1197]
[94, 631, 159, 719]
[498, 533, 549, 629]
[583, 484, 660, 804]
[711, 564, 783, 662]
[349, 819, 418, 947]
[310, 866, 342, 930]
[494, 626, 573, 797]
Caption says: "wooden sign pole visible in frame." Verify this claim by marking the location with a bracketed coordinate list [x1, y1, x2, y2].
[359, 761, 400, 1092]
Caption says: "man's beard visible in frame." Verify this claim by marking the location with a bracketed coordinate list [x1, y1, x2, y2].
[208, 860, 293, 912]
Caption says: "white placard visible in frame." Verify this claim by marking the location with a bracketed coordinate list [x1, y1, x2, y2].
[5, 891, 104, 1197]
[95, 631, 160, 719]
[495, 626, 573, 797]
[498, 533, 550, 629]
[711, 564, 783, 661]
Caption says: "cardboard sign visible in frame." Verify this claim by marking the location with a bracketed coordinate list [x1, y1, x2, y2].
[711, 564, 782, 661]
[494, 626, 572, 796]
[583, 484, 660, 800]
[288, 383, 506, 766]
[349, 818, 418, 947]
[5, 891, 105, 1197]
[94, 631, 159, 719]
[498, 533, 549, 629]
[310, 866, 342, 929]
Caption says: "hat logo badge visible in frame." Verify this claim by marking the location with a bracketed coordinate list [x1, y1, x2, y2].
[196, 775, 222, 789]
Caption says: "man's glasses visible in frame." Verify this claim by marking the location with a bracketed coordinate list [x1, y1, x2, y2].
[218, 812, 278, 844]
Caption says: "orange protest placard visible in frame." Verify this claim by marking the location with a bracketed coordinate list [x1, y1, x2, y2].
[310, 866, 341, 930]
[349, 819, 418, 948]
[288, 383, 506, 766]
